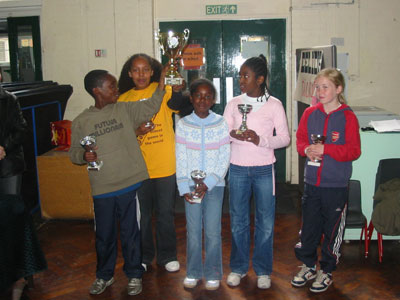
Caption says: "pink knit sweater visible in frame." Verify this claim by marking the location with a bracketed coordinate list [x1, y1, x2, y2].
[223, 94, 290, 167]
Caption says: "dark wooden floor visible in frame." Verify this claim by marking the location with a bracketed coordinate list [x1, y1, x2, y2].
[4, 186, 400, 300]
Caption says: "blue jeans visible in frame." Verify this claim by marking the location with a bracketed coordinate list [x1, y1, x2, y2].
[229, 164, 275, 276]
[185, 186, 224, 280]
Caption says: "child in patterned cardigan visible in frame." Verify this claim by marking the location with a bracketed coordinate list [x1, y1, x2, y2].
[175, 78, 230, 290]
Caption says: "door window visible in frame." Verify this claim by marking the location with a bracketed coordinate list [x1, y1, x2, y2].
[8, 16, 42, 82]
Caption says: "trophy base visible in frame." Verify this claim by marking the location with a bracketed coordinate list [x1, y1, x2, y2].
[190, 197, 202, 204]
[307, 160, 321, 167]
[236, 125, 248, 135]
[87, 161, 103, 171]
[165, 76, 183, 86]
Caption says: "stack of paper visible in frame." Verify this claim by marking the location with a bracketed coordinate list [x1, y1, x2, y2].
[369, 119, 400, 133]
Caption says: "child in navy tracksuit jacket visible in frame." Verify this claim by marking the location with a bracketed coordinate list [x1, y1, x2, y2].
[291, 68, 361, 293]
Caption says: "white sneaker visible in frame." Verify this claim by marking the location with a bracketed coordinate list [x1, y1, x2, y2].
[165, 260, 180, 272]
[226, 272, 246, 287]
[257, 275, 271, 289]
[183, 277, 198, 288]
[141, 263, 147, 271]
[12, 279, 27, 300]
[205, 280, 220, 290]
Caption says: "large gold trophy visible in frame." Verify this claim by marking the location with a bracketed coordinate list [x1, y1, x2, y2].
[155, 29, 190, 85]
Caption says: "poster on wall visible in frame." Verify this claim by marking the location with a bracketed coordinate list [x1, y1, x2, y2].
[294, 50, 323, 105]
[182, 44, 204, 70]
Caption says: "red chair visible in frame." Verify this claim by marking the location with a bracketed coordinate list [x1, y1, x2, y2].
[367, 158, 400, 262]
[345, 180, 368, 257]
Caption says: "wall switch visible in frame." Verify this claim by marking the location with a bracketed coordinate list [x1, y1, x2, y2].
[95, 49, 107, 57]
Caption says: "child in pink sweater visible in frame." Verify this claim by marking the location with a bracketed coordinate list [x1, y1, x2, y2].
[223, 55, 290, 289]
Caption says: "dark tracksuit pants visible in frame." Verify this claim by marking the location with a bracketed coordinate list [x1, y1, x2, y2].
[295, 183, 348, 274]
[137, 174, 177, 266]
[93, 188, 144, 280]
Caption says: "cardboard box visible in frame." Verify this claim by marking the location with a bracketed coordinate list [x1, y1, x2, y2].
[37, 150, 94, 219]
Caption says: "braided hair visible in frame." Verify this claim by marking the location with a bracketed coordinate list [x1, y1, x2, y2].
[118, 53, 162, 94]
[242, 54, 271, 101]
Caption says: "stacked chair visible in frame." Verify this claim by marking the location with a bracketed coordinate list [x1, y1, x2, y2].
[345, 179, 368, 257]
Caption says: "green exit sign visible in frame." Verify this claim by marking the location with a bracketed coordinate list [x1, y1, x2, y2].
[206, 5, 237, 15]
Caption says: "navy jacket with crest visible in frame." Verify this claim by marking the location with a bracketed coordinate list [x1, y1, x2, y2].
[296, 102, 361, 187]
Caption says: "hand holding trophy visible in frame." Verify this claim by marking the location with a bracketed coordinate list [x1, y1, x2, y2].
[190, 170, 207, 203]
[236, 104, 253, 134]
[135, 120, 155, 137]
[80, 135, 103, 171]
[155, 29, 190, 86]
[307, 134, 326, 167]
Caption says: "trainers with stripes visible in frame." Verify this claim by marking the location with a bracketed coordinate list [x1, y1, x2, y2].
[310, 270, 332, 293]
[291, 264, 317, 287]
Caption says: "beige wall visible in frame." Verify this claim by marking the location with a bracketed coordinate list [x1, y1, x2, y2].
[41, 0, 154, 120]
[3, 0, 400, 183]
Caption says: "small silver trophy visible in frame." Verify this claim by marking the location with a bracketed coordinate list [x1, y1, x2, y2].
[80, 135, 103, 171]
[190, 170, 207, 203]
[236, 104, 253, 134]
[144, 120, 154, 128]
[307, 134, 326, 167]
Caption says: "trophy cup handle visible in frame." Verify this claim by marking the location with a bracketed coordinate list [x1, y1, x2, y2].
[155, 29, 166, 55]
[183, 28, 190, 41]
[177, 29, 190, 58]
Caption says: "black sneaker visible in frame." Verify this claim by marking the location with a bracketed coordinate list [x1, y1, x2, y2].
[291, 264, 317, 287]
[310, 270, 332, 293]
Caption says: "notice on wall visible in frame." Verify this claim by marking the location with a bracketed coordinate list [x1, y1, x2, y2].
[182, 44, 204, 70]
[294, 50, 323, 105]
